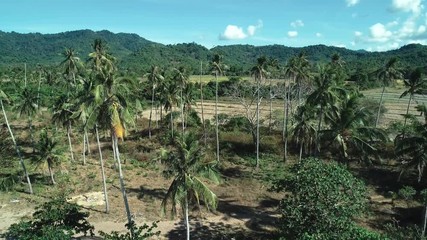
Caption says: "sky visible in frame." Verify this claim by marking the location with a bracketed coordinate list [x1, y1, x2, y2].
[1, 0, 426, 51]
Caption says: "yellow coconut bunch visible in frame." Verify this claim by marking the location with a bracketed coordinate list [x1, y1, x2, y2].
[111, 102, 125, 141]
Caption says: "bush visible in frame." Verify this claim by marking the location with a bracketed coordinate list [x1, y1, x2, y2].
[278, 158, 380, 239]
[2, 196, 94, 240]
[99, 220, 160, 240]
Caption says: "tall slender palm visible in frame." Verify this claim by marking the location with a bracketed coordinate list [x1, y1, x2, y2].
[162, 76, 178, 138]
[199, 61, 207, 145]
[211, 54, 224, 163]
[291, 105, 316, 162]
[145, 65, 164, 139]
[400, 68, 425, 130]
[15, 86, 39, 152]
[251, 56, 268, 168]
[60, 48, 81, 88]
[267, 58, 279, 132]
[173, 67, 189, 134]
[306, 64, 345, 155]
[51, 95, 76, 162]
[375, 57, 402, 127]
[0, 90, 33, 194]
[88, 39, 115, 77]
[161, 132, 219, 240]
[32, 129, 64, 185]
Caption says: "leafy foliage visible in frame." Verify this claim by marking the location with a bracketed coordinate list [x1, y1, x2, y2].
[278, 158, 375, 239]
[99, 220, 160, 240]
[2, 197, 94, 239]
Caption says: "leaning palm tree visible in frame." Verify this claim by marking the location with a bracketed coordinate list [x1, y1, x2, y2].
[0, 90, 33, 194]
[375, 57, 402, 127]
[145, 65, 164, 139]
[161, 131, 220, 240]
[400, 68, 425, 131]
[32, 129, 64, 185]
[251, 56, 268, 168]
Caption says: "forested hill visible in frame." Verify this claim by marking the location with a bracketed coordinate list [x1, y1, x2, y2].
[1, 29, 427, 74]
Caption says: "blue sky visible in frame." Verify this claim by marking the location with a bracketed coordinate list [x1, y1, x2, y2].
[1, 0, 426, 51]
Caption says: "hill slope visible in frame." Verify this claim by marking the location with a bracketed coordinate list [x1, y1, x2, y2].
[1, 29, 427, 74]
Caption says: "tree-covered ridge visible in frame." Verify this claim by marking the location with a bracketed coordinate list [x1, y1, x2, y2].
[1, 29, 427, 75]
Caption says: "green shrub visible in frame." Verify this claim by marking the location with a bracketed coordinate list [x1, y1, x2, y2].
[99, 220, 160, 239]
[2, 196, 94, 239]
[278, 158, 378, 239]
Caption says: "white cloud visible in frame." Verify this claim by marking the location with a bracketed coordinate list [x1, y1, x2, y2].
[219, 20, 263, 40]
[391, 0, 423, 14]
[418, 25, 426, 33]
[288, 31, 298, 38]
[354, 31, 363, 37]
[346, 0, 360, 7]
[369, 23, 392, 42]
[290, 20, 304, 28]
[335, 44, 347, 48]
[316, 32, 322, 37]
[219, 25, 247, 40]
[247, 20, 263, 36]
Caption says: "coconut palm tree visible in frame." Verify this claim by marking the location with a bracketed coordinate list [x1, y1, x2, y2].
[400, 68, 425, 131]
[32, 129, 64, 185]
[322, 91, 388, 164]
[0, 90, 33, 194]
[306, 64, 345, 155]
[161, 131, 219, 240]
[88, 39, 115, 76]
[395, 112, 427, 182]
[145, 65, 164, 139]
[173, 67, 189, 134]
[375, 57, 402, 127]
[291, 105, 316, 162]
[15, 86, 39, 152]
[51, 94, 76, 162]
[60, 48, 81, 88]
[251, 56, 268, 168]
[211, 54, 224, 163]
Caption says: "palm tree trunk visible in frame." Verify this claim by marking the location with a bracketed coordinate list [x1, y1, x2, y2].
[85, 129, 91, 154]
[200, 62, 206, 145]
[185, 195, 190, 240]
[96, 125, 109, 213]
[113, 135, 132, 225]
[170, 109, 174, 138]
[299, 142, 303, 163]
[315, 106, 324, 156]
[67, 122, 75, 162]
[282, 82, 288, 141]
[1, 99, 33, 194]
[256, 78, 260, 168]
[24, 63, 27, 87]
[111, 135, 117, 169]
[403, 94, 412, 130]
[422, 203, 427, 239]
[181, 88, 185, 134]
[284, 85, 290, 162]
[48, 163, 56, 185]
[149, 85, 155, 139]
[215, 73, 220, 163]
[375, 85, 386, 127]
[269, 77, 272, 132]
[37, 71, 41, 108]
[29, 116, 35, 152]
[82, 133, 86, 165]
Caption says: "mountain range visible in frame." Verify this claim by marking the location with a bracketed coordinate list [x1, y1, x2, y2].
[1, 29, 427, 74]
